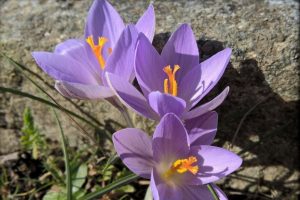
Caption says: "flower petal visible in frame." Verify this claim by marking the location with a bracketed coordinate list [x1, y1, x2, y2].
[150, 170, 226, 200]
[177, 62, 202, 108]
[150, 170, 183, 200]
[152, 113, 190, 163]
[181, 184, 227, 200]
[54, 39, 101, 81]
[84, 0, 125, 48]
[185, 111, 218, 146]
[189, 48, 231, 107]
[106, 72, 158, 120]
[135, 33, 165, 96]
[103, 25, 139, 85]
[161, 24, 199, 79]
[135, 4, 155, 42]
[55, 81, 114, 99]
[191, 145, 242, 185]
[211, 184, 228, 200]
[148, 91, 186, 118]
[32, 52, 98, 84]
[113, 128, 153, 179]
[183, 87, 229, 120]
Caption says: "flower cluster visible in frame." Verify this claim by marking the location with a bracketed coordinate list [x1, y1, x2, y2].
[32, 0, 242, 199]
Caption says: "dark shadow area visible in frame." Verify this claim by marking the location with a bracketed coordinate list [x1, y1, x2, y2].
[153, 33, 299, 199]
[200, 40, 299, 199]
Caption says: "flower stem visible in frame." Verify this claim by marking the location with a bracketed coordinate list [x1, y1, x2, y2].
[207, 184, 220, 200]
[119, 106, 134, 128]
[108, 97, 134, 128]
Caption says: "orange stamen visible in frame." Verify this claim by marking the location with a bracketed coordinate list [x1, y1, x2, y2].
[172, 156, 199, 175]
[163, 156, 199, 179]
[86, 36, 111, 69]
[163, 65, 180, 96]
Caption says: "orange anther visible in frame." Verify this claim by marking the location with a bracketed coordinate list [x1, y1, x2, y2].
[163, 65, 180, 96]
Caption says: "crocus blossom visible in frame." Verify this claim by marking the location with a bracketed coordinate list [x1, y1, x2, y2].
[113, 113, 242, 200]
[107, 23, 230, 120]
[32, 0, 155, 99]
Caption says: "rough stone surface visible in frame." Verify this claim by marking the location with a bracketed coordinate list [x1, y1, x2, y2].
[0, 0, 299, 199]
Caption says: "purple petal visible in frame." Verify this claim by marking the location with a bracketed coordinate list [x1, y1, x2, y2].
[55, 81, 114, 99]
[185, 111, 218, 146]
[150, 170, 183, 200]
[113, 128, 153, 179]
[54, 39, 84, 56]
[152, 113, 190, 163]
[148, 91, 186, 118]
[103, 25, 139, 85]
[54, 39, 102, 81]
[150, 170, 226, 200]
[135, 4, 155, 42]
[32, 52, 98, 84]
[191, 145, 242, 185]
[212, 184, 228, 200]
[183, 87, 229, 120]
[181, 184, 227, 200]
[106, 73, 159, 120]
[84, 0, 125, 48]
[189, 48, 231, 107]
[161, 24, 199, 79]
[135, 33, 165, 96]
[177, 62, 202, 109]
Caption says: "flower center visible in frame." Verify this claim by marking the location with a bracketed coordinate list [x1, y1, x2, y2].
[86, 36, 112, 69]
[163, 156, 199, 179]
[163, 65, 180, 96]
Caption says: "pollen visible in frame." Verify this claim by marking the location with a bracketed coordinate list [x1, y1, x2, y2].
[163, 65, 180, 96]
[86, 36, 112, 69]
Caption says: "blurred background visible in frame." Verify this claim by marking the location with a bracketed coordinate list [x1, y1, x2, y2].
[0, 0, 299, 199]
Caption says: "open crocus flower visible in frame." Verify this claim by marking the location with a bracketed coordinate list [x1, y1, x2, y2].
[113, 113, 242, 200]
[32, 0, 155, 99]
[107, 24, 230, 120]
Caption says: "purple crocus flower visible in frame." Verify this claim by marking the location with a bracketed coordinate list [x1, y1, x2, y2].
[107, 24, 230, 120]
[32, 0, 155, 99]
[113, 113, 242, 200]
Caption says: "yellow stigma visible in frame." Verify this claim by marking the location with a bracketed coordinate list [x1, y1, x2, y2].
[163, 156, 199, 179]
[86, 36, 111, 69]
[163, 65, 180, 96]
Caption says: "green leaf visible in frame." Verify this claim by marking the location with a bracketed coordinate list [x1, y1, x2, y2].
[72, 164, 87, 193]
[73, 189, 86, 199]
[144, 186, 152, 200]
[53, 111, 72, 200]
[207, 184, 220, 200]
[20, 107, 46, 159]
[23, 107, 35, 130]
[79, 173, 139, 200]
[102, 165, 114, 181]
[115, 184, 135, 194]
[43, 188, 66, 200]
[102, 153, 118, 174]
